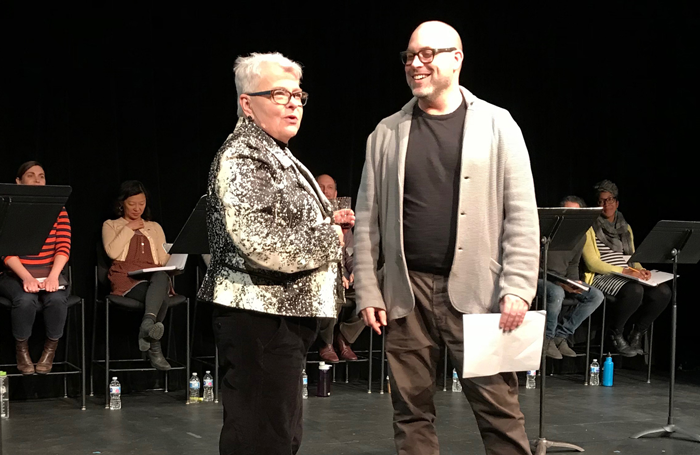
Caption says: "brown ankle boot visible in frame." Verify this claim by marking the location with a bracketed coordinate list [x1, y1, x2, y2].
[35, 338, 59, 374]
[16, 338, 35, 375]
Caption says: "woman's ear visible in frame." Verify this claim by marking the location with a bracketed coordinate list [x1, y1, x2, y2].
[240, 94, 254, 119]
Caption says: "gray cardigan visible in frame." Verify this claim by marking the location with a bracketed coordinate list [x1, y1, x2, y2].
[354, 87, 540, 321]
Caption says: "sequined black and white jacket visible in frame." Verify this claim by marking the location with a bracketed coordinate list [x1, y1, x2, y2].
[198, 117, 343, 318]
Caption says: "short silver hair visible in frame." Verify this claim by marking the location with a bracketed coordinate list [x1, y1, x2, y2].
[233, 52, 303, 117]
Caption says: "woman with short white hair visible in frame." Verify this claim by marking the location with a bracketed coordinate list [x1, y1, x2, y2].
[199, 52, 353, 455]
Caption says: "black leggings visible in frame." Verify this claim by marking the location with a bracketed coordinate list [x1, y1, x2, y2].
[126, 271, 170, 322]
[608, 281, 671, 333]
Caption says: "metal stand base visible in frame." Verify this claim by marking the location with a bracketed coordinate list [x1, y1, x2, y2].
[631, 424, 700, 442]
[533, 438, 585, 454]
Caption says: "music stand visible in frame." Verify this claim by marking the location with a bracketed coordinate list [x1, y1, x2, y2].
[630, 220, 700, 443]
[169, 195, 209, 255]
[0, 183, 72, 454]
[0, 184, 72, 256]
[534, 207, 602, 454]
[168, 195, 218, 403]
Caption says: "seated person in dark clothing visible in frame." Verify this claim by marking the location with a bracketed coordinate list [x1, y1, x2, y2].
[102, 180, 173, 370]
[316, 174, 364, 362]
[0, 161, 71, 375]
[538, 196, 604, 359]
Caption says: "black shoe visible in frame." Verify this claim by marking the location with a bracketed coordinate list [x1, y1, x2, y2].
[628, 328, 646, 355]
[610, 332, 637, 357]
[139, 319, 164, 352]
[148, 341, 171, 371]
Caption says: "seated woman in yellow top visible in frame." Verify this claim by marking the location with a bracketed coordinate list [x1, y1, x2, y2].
[102, 180, 172, 370]
[581, 180, 671, 357]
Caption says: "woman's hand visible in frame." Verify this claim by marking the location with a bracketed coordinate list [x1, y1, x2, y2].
[622, 267, 645, 279]
[23, 276, 42, 293]
[44, 275, 60, 292]
[640, 269, 652, 280]
[127, 219, 145, 231]
[333, 209, 355, 229]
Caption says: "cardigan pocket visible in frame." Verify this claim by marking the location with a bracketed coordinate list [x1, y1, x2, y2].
[489, 258, 503, 275]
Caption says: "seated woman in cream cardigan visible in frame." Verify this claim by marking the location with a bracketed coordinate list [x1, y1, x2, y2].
[102, 180, 172, 371]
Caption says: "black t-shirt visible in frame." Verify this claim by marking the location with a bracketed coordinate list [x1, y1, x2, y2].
[403, 100, 467, 276]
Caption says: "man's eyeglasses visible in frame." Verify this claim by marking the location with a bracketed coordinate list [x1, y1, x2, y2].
[400, 47, 457, 66]
[598, 197, 617, 206]
[246, 88, 308, 106]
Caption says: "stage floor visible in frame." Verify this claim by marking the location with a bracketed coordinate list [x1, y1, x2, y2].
[2, 370, 700, 455]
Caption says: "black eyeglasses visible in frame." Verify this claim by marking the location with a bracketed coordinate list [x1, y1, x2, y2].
[598, 197, 617, 206]
[400, 47, 457, 65]
[246, 88, 308, 106]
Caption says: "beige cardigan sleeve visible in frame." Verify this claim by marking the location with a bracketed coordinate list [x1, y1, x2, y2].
[102, 220, 135, 260]
[150, 222, 170, 266]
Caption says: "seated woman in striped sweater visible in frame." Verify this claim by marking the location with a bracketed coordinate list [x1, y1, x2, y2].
[0, 161, 71, 374]
[581, 180, 671, 357]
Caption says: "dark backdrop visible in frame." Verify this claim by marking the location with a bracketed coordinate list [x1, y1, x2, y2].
[2, 2, 699, 388]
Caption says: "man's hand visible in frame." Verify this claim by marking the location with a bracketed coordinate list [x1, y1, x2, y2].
[44, 275, 60, 293]
[499, 294, 529, 332]
[333, 209, 355, 229]
[360, 307, 387, 335]
[558, 282, 582, 295]
[23, 277, 42, 293]
[342, 276, 350, 289]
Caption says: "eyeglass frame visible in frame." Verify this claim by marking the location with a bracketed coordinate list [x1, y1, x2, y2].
[400, 47, 458, 66]
[245, 88, 309, 106]
[598, 196, 617, 206]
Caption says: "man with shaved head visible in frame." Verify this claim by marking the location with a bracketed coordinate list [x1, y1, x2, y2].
[354, 21, 538, 454]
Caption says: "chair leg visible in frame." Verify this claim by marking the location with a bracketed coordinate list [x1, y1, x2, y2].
[105, 298, 110, 409]
[81, 299, 86, 410]
[90, 296, 98, 397]
[214, 344, 219, 404]
[186, 299, 190, 404]
[367, 328, 373, 393]
[585, 315, 592, 385]
[443, 347, 448, 392]
[165, 311, 173, 393]
[599, 297, 607, 362]
[647, 322, 654, 384]
[63, 306, 72, 398]
[379, 330, 385, 394]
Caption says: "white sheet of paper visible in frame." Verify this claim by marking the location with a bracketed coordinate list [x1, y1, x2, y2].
[461, 311, 545, 378]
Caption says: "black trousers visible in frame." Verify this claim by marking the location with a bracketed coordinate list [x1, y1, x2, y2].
[608, 281, 671, 333]
[213, 306, 318, 455]
[0, 274, 68, 340]
[126, 271, 170, 322]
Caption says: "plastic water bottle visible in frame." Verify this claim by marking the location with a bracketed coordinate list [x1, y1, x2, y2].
[602, 355, 614, 387]
[189, 373, 200, 404]
[1, 371, 9, 418]
[452, 369, 462, 392]
[590, 359, 600, 386]
[109, 377, 122, 410]
[526, 370, 537, 389]
[203, 371, 214, 402]
[302, 369, 308, 399]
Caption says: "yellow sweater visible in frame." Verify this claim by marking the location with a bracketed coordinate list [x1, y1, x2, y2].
[581, 226, 642, 284]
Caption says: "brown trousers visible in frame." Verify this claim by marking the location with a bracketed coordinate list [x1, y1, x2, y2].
[386, 271, 531, 455]
[318, 288, 365, 345]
